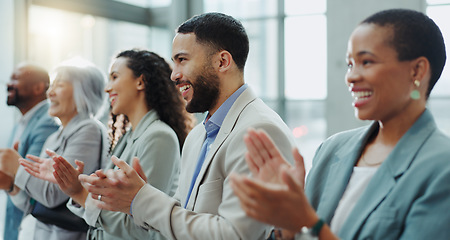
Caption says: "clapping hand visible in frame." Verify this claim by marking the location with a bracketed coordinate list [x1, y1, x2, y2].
[79, 156, 147, 214]
[20, 149, 59, 184]
[0, 143, 22, 178]
[230, 128, 317, 232]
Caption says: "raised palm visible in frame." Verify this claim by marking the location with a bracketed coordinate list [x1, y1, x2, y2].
[20, 150, 58, 184]
[244, 128, 305, 187]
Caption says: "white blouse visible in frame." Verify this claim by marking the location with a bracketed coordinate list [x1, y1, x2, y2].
[330, 166, 378, 234]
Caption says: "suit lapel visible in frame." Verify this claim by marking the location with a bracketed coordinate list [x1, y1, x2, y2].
[187, 88, 256, 209]
[110, 110, 159, 169]
[316, 125, 374, 223]
[339, 165, 396, 239]
[108, 131, 129, 169]
[339, 109, 436, 239]
[316, 153, 356, 223]
[8, 124, 18, 148]
[18, 103, 49, 156]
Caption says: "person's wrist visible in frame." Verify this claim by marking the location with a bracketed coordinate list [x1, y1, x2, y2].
[5, 173, 15, 192]
[6, 181, 14, 193]
[7, 184, 20, 196]
[294, 218, 325, 240]
[270, 228, 296, 240]
[129, 184, 144, 216]
[309, 218, 325, 236]
[72, 188, 89, 208]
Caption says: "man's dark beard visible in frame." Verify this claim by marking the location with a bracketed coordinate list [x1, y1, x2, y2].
[186, 71, 220, 113]
[6, 86, 18, 106]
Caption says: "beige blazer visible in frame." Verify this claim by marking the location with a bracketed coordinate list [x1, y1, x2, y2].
[131, 87, 296, 239]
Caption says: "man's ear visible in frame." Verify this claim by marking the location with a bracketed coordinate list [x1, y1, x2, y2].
[217, 50, 233, 72]
[32, 82, 46, 96]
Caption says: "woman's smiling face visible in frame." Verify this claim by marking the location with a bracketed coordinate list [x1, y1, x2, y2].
[345, 23, 419, 123]
[105, 57, 142, 116]
[47, 74, 77, 126]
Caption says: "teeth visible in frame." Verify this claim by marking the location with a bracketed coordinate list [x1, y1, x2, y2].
[352, 91, 372, 99]
[179, 85, 191, 93]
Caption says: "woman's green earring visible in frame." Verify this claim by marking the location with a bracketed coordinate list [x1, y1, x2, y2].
[410, 80, 420, 100]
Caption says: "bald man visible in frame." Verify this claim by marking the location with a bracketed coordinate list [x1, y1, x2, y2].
[1, 63, 58, 240]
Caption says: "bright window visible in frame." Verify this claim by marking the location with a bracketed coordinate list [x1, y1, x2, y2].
[285, 15, 327, 100]
[203, 0, 327, 168]
[427, 2, 450, 135]
[28, 5, 171, 73]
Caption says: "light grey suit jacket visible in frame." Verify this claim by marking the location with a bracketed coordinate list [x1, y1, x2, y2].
[12, 113, 108, 240]
[79, 110, 180, 240]
[305, 109, 450, 240]
[131, 87, 296, 240]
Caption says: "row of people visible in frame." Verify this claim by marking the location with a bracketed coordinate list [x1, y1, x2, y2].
[1, 50, 193, 240]
[2, 8, 450, 240]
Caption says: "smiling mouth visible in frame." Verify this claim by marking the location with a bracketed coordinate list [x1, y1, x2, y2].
[110, 96, 117, 105]
[49, 101, 59, 107]
[179, 84, 192, 97]
[352, 91, 373, 100]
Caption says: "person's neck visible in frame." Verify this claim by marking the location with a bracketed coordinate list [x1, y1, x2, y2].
[127, 103, 150, 131]
[208, 76, 244, 116]
[18, 98, 45, 115]
[18, 105, 33, 115]
[60, 111, 79, 128]
[375, 106, 425, 146]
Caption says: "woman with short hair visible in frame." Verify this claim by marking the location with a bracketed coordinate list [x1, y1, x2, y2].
[231, 9, 450, 240]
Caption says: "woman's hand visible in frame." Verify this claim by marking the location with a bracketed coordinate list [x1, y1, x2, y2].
[53, 156, 85, 197]
[20, 150, 58, 184]
[244, 128, 305, 186]
[230, 128, 318, 233]
[79, 156, 146, 214]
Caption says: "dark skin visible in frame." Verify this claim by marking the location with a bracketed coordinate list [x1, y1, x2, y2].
[0, 143, 20, 191]
[0, 171, 14, 190]
[230, 24, 431, 240]
[1, 63, 49, 192]
[7, 64, 49, 114]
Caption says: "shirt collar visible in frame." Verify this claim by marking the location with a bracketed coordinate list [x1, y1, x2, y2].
[204, 84, 248, 130]
[20, 100, 47, 126]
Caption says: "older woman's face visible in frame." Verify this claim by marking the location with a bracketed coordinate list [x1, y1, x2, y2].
[47, 74, 77, 126]
[345, 24, 416, 122]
